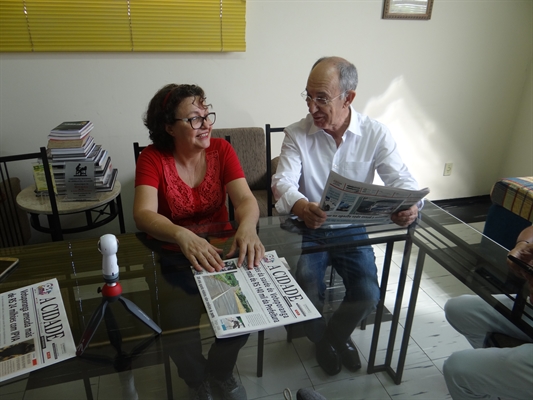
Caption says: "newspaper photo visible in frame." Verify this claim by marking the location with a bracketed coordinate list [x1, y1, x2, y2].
[320, 171, 430, 224]
[0, 278, 76, 382]
[192, 250, 321, 338]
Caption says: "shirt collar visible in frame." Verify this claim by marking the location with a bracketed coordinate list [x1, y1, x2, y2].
[307, 105, 361, 140]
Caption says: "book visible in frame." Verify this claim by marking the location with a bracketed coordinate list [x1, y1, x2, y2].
[49, 136, 95, 157]
[47, 132, 90, 149]
[32, 163, 57, 194]
[49, 120, 93, 137]
[96, 168, 117, 192]
[192, 250, 321, 338]
[47, 143, 98, 162]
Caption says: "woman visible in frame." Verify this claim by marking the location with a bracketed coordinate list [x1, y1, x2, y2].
[134, 83, 264, 271]
[134, 83, 264, 399]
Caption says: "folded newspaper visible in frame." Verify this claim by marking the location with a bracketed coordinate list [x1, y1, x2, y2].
[320, 171, 430, 224]
[192, 250, 321, 338]
[0, 278, 76, 382]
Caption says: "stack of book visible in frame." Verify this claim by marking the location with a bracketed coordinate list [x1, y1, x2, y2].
[44, 121, 117, 195]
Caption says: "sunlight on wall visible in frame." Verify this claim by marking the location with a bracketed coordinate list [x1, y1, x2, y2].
[363, 76, 470, 199]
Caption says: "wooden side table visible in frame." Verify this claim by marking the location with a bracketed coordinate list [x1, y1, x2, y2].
[16, 181, 125, 241]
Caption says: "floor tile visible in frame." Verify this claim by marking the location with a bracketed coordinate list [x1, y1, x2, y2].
[314, 374, 392, 400]
[23, 379, 89, 400]
[238, 339, 311, 399]
[377, 359, 452, 399]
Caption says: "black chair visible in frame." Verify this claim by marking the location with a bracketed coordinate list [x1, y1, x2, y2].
[133, 142, 145, 165]
[265, 124, 369, 338]
[0, 147, 61, 247]
[265, 124, 285, 217]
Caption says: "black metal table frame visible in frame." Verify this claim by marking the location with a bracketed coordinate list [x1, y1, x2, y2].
[28, 193, 126, 241]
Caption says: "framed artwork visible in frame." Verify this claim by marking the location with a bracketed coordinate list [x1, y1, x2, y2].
[382, 0, 434, 20]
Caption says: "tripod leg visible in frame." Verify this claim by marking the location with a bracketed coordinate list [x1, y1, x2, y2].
[104, 305, 123, 353]
[77, 299, 109, 356]
[118, 296, 162, 334]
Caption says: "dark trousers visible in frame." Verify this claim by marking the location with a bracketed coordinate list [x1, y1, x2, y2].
[295, 226, 380, 344]
[158, 257, 248, 388]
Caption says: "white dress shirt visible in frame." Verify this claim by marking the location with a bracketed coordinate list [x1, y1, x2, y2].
[272, 106, 420, 215]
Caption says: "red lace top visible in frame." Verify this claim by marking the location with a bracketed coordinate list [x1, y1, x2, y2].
[135, 139, 244, 227]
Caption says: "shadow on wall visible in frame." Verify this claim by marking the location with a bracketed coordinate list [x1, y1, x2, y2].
[363, 76, 471, 199]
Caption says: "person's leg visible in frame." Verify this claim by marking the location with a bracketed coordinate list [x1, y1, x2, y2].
[207, 335, 249, 380]
[445, 295, 532, 349]
[295, 231, 342, 375]
[158, 263, 209, 389]
[443, 344, 533, 400]
[206, 335, 249, 400]
[326, 228, 380, 344]
[295, 231, 330, 343]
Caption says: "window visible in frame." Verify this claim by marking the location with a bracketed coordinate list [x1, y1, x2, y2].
[0, 0, 246, 52]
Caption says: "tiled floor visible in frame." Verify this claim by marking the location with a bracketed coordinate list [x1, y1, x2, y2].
[1, 222, 487, 400]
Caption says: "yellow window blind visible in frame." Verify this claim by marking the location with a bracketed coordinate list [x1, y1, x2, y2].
[0, 0, 246, 52]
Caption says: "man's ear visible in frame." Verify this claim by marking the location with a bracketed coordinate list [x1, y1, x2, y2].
[345, 90, 356, 106]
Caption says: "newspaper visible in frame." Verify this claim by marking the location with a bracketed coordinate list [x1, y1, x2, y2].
[192, 250, 321, 338]
[320, 171, 430, 224]
[0, 278, 76, 382]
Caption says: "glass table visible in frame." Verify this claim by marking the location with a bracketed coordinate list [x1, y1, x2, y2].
[0, 201, 530, 397]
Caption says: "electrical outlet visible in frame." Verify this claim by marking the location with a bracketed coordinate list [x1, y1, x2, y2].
[443, 162, 453, 176]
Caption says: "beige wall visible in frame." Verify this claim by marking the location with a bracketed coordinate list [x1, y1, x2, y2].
[1, 0, 532, 239]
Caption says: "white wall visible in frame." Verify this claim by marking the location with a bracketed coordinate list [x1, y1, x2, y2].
[499, 57, 533, 178]
[1, 0, 532, 240]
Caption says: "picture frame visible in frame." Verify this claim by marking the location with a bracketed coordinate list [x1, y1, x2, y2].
[382, 0, 434, 20]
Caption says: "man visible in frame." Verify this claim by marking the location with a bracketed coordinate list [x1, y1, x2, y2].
[271, 56, 420, 375]
[443, 225, 533, 400]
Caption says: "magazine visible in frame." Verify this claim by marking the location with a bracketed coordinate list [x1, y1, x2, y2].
[0, 279, 76, 382]
[319, 171, 430, 224]
[192, 250, 321, 338]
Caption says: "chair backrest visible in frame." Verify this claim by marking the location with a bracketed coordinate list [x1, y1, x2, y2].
[211, 127, 266, 191]
[265, 124, 285, 217]
[0, 147, 60, 246]
[133, 142, 146, 165]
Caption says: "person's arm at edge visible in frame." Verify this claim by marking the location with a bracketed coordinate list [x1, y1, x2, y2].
[225, 178, 265, 268]
[133, 184, 224, 272]
[507, 225, 533, 299]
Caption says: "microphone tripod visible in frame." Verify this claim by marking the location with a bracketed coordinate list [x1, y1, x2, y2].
[76, 234, 162, 356]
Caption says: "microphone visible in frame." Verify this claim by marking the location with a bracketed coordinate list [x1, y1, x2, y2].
[98, 234, 120, 284]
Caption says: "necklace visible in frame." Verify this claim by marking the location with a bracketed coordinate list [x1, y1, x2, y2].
[175, 152, 204, 188]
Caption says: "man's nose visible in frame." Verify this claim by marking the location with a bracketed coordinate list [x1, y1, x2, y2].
[308, 99, 319, 113]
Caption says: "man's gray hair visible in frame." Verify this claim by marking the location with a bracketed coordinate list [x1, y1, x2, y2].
[312, 57, 358, 95]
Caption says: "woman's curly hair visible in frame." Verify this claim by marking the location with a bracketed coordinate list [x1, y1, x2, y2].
[143, 84, 210, 151]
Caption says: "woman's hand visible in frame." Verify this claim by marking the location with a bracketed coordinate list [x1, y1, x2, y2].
[226, 178, 265, 268]
[226, 223, 265, 269]
[178, 228, 225, 272]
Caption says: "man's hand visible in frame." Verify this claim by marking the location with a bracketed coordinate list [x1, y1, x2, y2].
[391, 204, 419, 227]
[293, 200, 327, 229]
